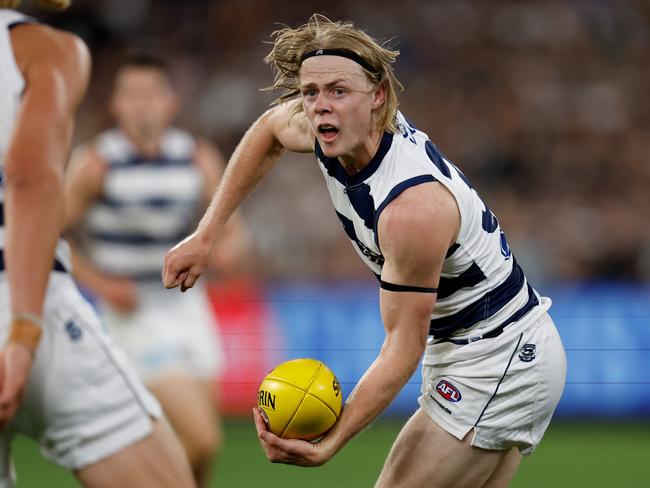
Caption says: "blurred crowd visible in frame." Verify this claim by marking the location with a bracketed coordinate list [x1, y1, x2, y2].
[38, 0, 649, 284]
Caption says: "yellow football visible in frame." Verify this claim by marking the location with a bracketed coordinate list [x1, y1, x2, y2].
[257, 358, 342, 440]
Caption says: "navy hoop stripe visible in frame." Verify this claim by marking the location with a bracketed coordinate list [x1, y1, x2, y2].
[445, 243, 460, 258]
[437, 261, 487, 300]
[435, 284, 538, 344]
[99, 195, 194, 210]
[428, 258, 528, 337]
[87, 230, 187, 247]
[110, 156, 194, 169]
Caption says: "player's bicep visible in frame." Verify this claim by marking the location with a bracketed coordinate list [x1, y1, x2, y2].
[377, 183, 460, 336]
[7, 27, 90, 178]
[379, 184, 456, 287]
[7, 66, 72, 175]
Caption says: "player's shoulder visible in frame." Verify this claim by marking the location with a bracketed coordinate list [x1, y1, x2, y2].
[377, 181, 460, 255]
[264, 100, 314, 153]
[11, 22, 89, 73]
[380, 182, 455, 228]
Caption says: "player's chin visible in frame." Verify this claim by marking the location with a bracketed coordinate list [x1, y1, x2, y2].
[317, 134, 344, 158]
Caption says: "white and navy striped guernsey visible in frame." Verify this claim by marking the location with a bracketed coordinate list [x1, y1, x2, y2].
[81, 128, 203, 280]
[316, 111, 547, 340]
[0, 10, 71, 273]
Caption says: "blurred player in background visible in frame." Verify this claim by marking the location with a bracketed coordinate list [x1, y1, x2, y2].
[163, 14, 567, 488]
[64, 53, 244, 486]
[0, 1, 196, 487]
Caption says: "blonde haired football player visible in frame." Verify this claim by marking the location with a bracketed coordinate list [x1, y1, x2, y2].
[0, 3, 195, 486]
[164, 14, 567, 488]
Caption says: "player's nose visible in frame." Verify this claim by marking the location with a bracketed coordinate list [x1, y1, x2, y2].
[313, 93, 331, 114]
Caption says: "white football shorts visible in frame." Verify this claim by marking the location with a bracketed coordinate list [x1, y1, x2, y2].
[0, 272, 162, 485]
[98, 281, 224, 384]
[418, 298, 567, 455]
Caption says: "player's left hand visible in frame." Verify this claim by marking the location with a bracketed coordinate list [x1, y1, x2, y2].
[253, 407, 336, 467]
[0, 344, 34, 430]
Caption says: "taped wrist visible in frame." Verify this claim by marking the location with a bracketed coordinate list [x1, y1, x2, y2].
[8, 314, 43, 354]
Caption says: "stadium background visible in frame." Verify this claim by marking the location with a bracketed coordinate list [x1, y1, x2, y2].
[14, 0, 650, 486]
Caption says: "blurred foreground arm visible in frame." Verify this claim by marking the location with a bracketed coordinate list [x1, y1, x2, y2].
[162, 100, 312, 291]
[0, 24, 89, 427]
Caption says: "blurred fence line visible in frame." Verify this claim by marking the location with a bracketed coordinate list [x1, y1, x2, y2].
[213, 281, 650, 418]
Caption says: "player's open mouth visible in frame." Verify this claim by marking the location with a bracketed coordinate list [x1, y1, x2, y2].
[318, 124, 339, 143]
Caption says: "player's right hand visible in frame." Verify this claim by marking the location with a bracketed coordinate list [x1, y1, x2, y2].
[162, 231, 213, 292]
[0, 344, 34, 430]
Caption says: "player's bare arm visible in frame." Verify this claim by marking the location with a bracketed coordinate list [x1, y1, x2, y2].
[6, 23, 89, 318]
[253, 182, 460, 466]
[63, 145, 141, 312]
[0, 24, 89, 426]
[162, 99, 313, 290]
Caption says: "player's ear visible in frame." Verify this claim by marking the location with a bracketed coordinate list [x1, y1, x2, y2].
[371, 82, 386, 110]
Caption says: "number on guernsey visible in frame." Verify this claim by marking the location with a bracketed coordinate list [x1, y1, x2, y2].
[424, 140, 511, 258]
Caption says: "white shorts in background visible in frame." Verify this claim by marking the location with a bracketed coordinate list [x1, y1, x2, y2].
[418, 300, 567, 455]
[0, 272, 162, 485]
[99, 282, 224, 384]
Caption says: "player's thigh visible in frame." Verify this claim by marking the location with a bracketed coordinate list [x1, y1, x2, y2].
[482, 448, 521, 488]
[148, 375, 221, 454]
[76, 418, 195, 488]
[375, 409, 511, 488]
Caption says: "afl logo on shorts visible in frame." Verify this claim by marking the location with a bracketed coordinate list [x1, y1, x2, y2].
[435, 380, 462, 402]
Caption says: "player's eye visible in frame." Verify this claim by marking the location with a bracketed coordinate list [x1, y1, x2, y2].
[332, 88, 345, 96]
[303, 89, 317, 98]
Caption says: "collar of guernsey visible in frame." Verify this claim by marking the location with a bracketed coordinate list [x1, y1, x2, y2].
[314, 131, 393, 188]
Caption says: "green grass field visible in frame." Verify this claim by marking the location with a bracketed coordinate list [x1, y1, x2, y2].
[12, 419, 650, 487]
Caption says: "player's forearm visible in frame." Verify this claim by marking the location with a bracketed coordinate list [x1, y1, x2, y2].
[4, 170, 64, 317]
[196, 112, 284, 245]
[326, 335, 425, 451]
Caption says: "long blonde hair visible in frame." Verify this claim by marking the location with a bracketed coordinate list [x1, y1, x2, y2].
[0, 0, 71, 10]
[264, 14, 404, 134]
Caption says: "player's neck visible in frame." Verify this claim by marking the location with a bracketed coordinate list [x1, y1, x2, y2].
[338, 129, 383, 176]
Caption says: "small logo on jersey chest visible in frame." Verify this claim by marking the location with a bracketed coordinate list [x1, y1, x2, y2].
[65, 320, 83, 342]
[435, 380, 462, 402]
[519, 343, 536, 362]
